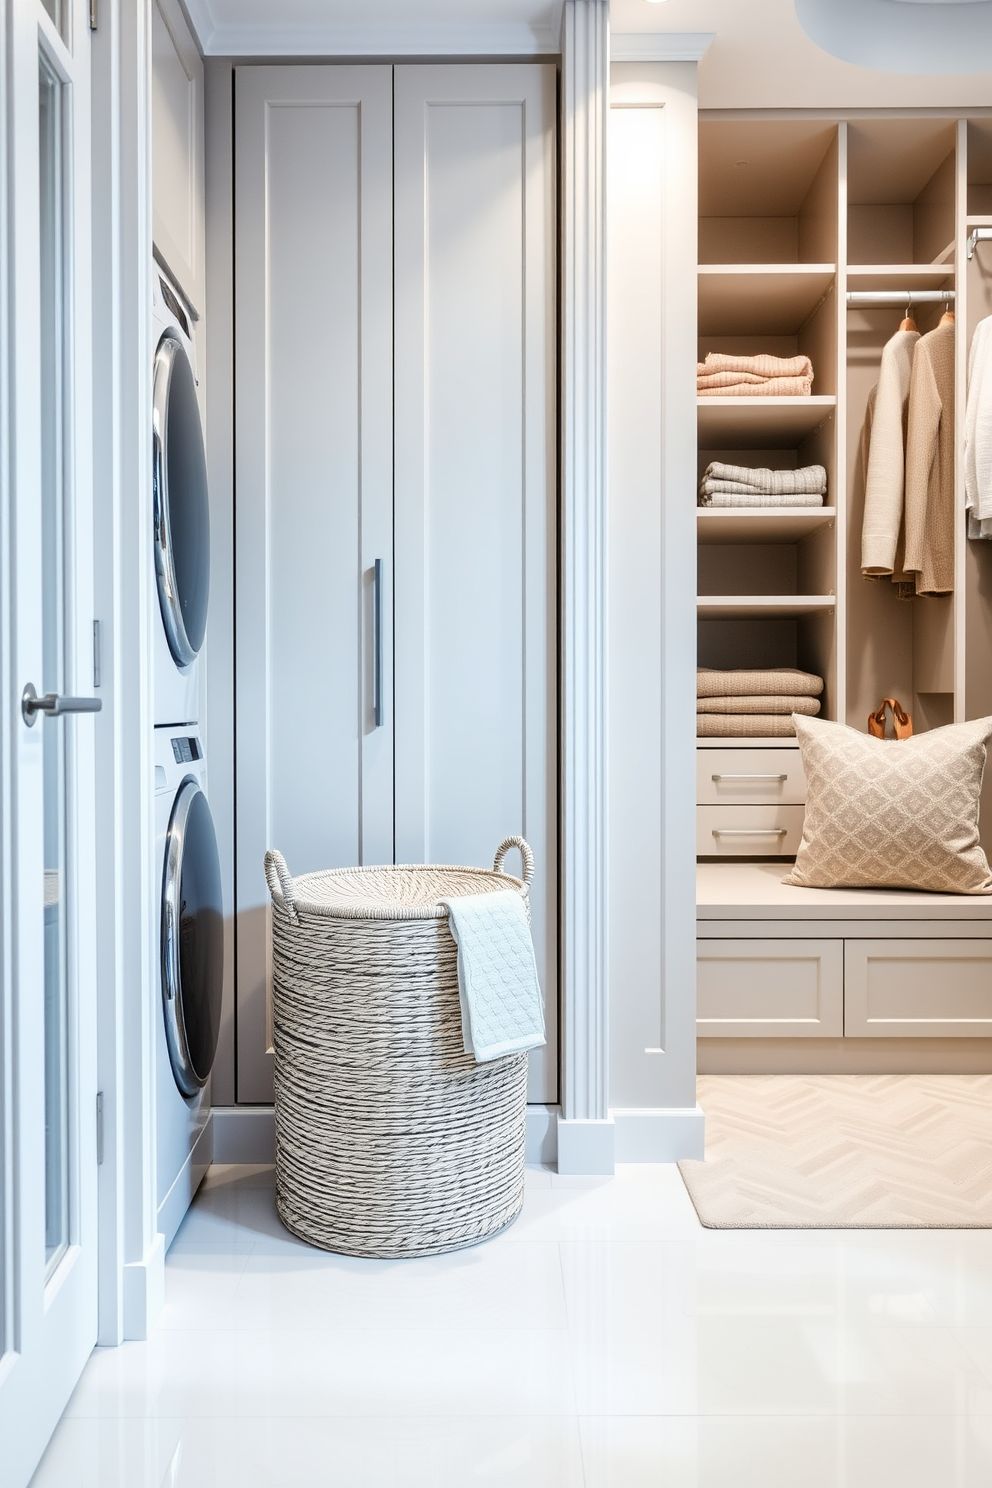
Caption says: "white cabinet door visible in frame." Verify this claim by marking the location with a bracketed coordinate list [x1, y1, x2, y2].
[234, 67, 394, 1100]
[393, 64, 558, 1102]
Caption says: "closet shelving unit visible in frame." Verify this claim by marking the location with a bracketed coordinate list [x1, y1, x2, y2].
[695, 111, 992, 1074]
[697, 113, 992, 778]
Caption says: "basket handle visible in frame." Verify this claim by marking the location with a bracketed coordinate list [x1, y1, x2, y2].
[264, 850, 299, 921]
[494, 836, 535, 889]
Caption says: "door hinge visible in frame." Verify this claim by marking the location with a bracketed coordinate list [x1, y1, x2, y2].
[93, 619, 102, 689]
[89, 0, 98, 31]
[96, 1092, 104, 1165]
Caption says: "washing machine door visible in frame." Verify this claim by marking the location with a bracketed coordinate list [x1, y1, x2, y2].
[152, 329, 210, 667]
[161, 778, 223, 1096]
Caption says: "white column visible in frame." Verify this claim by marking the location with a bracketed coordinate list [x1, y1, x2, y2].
[559, 0, 613, 1174]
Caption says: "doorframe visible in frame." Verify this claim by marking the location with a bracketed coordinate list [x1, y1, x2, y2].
[89, 0, 164, 1344]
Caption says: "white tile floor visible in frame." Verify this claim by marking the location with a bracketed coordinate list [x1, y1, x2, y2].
[31, 1161, 992, 1486]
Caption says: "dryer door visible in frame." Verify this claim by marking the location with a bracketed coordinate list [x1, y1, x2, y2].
[161, 778, 224, 1095]
[152, 329, 210, 667]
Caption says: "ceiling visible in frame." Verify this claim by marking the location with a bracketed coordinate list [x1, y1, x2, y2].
[180, 0, 992, 93]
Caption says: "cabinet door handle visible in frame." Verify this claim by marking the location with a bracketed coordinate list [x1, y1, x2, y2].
[373, 558, 384, 729]
[711, 827, 788, 837]
[711, 773, 788, 783]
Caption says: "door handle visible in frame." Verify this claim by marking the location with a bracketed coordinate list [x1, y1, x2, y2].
[22, 682, 103, 727]
[373, 558, 384, 729]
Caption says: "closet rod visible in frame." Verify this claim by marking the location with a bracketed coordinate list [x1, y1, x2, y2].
[845, 290, 955, 307]
[968, 227, 992, 260]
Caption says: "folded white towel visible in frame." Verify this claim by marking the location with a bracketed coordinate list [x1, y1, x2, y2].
[700, 463, 827, 496]
[440, 891, 545, 1063]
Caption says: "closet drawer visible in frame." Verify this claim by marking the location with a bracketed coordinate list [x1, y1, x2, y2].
[697, 938, 843, 1038]
[844, 940, 992, 1037]
[697, 804, 805, 857]
[697, 748, 806, 805]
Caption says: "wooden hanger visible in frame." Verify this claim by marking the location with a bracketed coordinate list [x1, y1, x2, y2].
[940, 307, 955, 325]
[899, 300, 918, 332]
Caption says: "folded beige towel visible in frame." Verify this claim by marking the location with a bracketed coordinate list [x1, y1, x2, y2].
[698, 490, 824, 508]
[697, 667, 824, 699]
[697, 376, 813, 398]
[702, 463, 827, 496]
[696, 714, 798, 738]
[697, 695, 821, 716]
[698, 352, 814, 380]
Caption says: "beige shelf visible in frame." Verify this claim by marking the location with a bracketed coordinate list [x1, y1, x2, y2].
[846, 264, 955, 290]
[697, 595, 835, 619]
[698, 265, 836, 335]
[697, 397, 836, 447]
[696, 735, 802, 749]
[697, 507, 835, 544]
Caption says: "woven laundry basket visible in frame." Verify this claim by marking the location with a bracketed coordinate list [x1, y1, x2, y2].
[263, 837, 534, 1258]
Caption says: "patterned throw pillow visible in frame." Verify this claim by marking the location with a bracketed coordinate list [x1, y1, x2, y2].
[785, 714, 992, 894]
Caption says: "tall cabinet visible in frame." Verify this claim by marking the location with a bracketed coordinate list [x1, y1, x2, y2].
[234, 63, 558, 1103]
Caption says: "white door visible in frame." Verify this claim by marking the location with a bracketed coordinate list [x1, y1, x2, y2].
[234, 66, 394, 1100]
[393, 65, 559, 1102]
[0, 1, 99, 1482]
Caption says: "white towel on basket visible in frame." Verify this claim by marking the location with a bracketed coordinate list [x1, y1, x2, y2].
[441, 891, 545, 1063]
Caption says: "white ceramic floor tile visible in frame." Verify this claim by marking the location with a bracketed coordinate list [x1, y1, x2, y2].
[35, 1161, 992, 1488]
[155, 1415, 585, 1488]
[579, 1414, 992, 1488]
[221, 1239, 567, 1331]
[29, 1416, 184, 1488]
[158, 1251, 252, 1331]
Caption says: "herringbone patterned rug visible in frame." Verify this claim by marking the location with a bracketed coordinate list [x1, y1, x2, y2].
[679, 1075, 992, 1228]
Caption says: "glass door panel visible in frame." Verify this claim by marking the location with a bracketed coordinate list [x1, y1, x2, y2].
[39, 50, 69, 1273]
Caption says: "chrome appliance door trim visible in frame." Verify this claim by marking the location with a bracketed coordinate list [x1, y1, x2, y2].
[152, 329, 210, 667]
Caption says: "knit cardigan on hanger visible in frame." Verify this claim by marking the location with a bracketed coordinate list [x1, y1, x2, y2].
[965, 316, 992, 540]
[861, 326, 919, 577]
[903, 319, 955, 597]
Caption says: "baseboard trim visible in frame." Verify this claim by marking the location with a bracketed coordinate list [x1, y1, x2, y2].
[157, 1112, 214, 1251]
[612, 1105, 706, 1162]
[556, 1107, 706, 1172]
[556, 1117, 616, 1175]
[122, 1232, 165, 1341]
[212, 1104, 562, 1167]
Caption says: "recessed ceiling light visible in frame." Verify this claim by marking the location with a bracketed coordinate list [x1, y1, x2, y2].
[735, 161, 749, 168]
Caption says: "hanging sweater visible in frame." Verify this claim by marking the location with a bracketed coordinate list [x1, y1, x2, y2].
[903, 319, 956, 597]
[860, 327, 919, 576]
[965, 316, 992, 540]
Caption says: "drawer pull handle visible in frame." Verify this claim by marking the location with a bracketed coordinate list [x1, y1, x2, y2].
[712, 827, 788, 837]
[711, 773, 788, 783]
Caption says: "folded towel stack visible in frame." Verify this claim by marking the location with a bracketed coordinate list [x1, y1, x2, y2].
[697, 352, 814, 399]
[697, 667, 824, 737]
[698, 462, 827, 509]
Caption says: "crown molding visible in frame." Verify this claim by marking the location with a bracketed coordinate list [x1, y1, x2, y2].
[610, 31, 716, 62]
[178, 5, 561, 58]
[179, 0, 217, 53]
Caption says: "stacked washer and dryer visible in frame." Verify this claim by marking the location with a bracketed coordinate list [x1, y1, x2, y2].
[151, 260, 223, 1248]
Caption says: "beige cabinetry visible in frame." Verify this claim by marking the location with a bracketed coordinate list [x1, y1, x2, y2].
[697, 864, 992, 1070]
[844, 940, 992, 1038]
[696, 112, 992, 858]
[698, 938, 843, 1038]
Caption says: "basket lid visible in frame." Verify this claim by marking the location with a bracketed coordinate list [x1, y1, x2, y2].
[264, 839, 534, 922]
